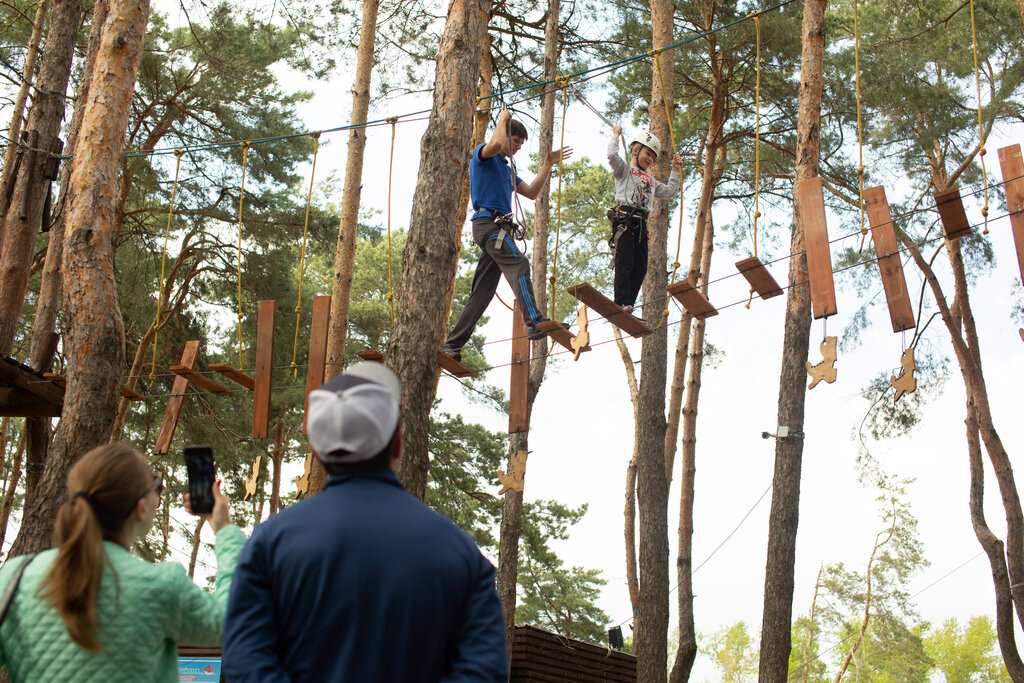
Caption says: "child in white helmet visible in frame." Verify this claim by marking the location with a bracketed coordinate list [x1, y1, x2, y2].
[607, 125, 682, 319]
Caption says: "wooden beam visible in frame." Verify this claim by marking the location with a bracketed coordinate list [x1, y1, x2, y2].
[46, 371, 143, 400]
[304, 295, 331, 435]
[0, 357, 63, 405]
[169, 365, 231, 396]
[536, 320, 590, 354]
[209, 364, 255, 391]
[666, 280, 718, 320]
[735, 257, 783, 300]
[998, 144, 1024, 287]
[153, 340, 201, 455]
[566, 282, 653, 338]
[357, 349, 385, 362]
[796, 176, 837, 319]
[509, 303, 529, 434]
[0, 404, 60, 417]
[252, 301, 276, 439]
[933, 186, 972, 240]
[119, 385, 145, 401]
[864, 186, 916, 333]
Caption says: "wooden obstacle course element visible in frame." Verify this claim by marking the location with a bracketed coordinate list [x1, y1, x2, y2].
[890, 347, 917, 403]
[570, 305, 590, 361]
[46, 372, 147, 401]
[536, 320, 590, 354]
[796, 177, 837, 320]
[933, 186, 972, 240]
[667, 280, 718, 320]
[0, 357, 63, 418]
[251, 300, 276, 439]
[436, 349, 476, 378]
[567, 282, 653, 337]
[997, 144, 1024, 287]
[209, 364, 254, 391]
[154, 340, 201, 454]
[509, 304, 529, 434]
[243, 455, 262, 501]
[864, 186, 916, 333]
[168, 365, 231, 396]
[735, 256, 783, 299]
[303, 295, 331, 435]
[805, 336, 838, 390]
[295, 452, 313, 497]
[498, 449, 528, 495]
[357, 349, 384, 362]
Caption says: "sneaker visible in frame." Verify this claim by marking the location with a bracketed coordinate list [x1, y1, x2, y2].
[635, 317, 648, 327]
[527, 317, 551, 340]
[620, 304, 634, 314]
[439, 344, 462, 363]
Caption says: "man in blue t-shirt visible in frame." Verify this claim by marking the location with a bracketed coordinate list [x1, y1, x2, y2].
[440, 109, 572, 362]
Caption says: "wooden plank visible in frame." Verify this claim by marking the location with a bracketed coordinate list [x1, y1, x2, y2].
[933, 186, 972, 240]
[566, 282, 653, 338]
[154, 340, 200, 454]
[735, 256, 783, 299]
[796, 176, 838, 319]
[304, 295, 331, 435]
[864, 186, 916, 333]
[48, 371, 145, 400]
[43, 372, 65, 388]
[0, 357, 63, 405]
[437, 350, 476, 378]
[251, 301, 276, 439]
[119, 385, 145, 401]
[509, 303, 529, 434]
[209, 364, 255, 390]
[536, 320, 591, 354]
[357, 349, 385, 362]
[169, 365, 231, 396]
[0, 404, 60, 417]
[998, 144, 1024, 287]
[666, 280, 718, 319]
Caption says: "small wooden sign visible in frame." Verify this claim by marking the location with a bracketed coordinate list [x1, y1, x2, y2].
[997, 144, 1024, 287]
[933, 186, 972, 240]
[864, 186, 916, 333]
[570, 305, 590, 361]
[890, 347, 917, 403]
[805, 336, 838, 390]
[796, 177, 837, 320]
[243, 455, 262, 501]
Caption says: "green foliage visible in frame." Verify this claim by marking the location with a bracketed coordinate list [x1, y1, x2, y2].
[788, 615, 828, 681]
[924, 617, 1010, 683]
[701, 621, 759, 682]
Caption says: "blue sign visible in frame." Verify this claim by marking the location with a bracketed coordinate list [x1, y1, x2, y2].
[178, 656, 221, 682]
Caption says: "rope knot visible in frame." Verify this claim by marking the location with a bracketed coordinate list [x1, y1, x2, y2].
[310, 131, 321, 140]
[857, 166, 864, 175]
[385, 116, 398, 124]
[238, 313, 244, 321]
[672, 262, 680, 269]
[294, 305, 301, 314]
[548, 275, 555, 284]
[754, 210, 762, 219]
[387, 293, 393, 302]
[981, 206, 989, 216]
[174, 149, 185, 159]
[980, 146, 987, 156]
[555, 74, 570, 87]
[240, 141, 250, 150]
[647, 49, 657, 58]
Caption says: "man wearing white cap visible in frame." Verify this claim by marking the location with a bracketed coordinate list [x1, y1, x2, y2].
[222, 362, 508, 682]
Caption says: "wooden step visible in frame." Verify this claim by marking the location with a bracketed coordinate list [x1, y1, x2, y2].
[666, 280, 718, 319]
[566, 282, 653, 338]
[536, 320, 590, 354]
[169, 365, 231, 396]
[437, 350, 476, 378]
[209, 363, 255, 390]
[934, 186, 972, 240]
[735, 256, 783, 299]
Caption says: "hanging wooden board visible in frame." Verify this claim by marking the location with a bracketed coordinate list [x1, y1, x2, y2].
[933, 186, 972, 240]
[735, 257, 783, 300]
[536, 319, 591, 354]
[795, 177, 837, 320]
[997, 144, 1024, 287]
[168, 366, 230, 396]
[666, 280, 718, 319]
[251, 301, 276, 439]
[864, 185, 916, 333]
[154, 340, 201, 454]
[509, 303, 529, 434]
[209, 364, 254, 390]
[567, 282, 653, 337]
[303, 295, 331, 435]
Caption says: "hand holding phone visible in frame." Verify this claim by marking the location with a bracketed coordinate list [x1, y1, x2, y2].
[184, 445, 216, 514]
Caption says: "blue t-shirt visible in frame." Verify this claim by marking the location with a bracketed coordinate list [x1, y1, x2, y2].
[469, 143, 523, 220]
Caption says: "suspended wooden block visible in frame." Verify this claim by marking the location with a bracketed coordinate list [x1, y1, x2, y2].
[357, 349, 385, 362]
[154, 340, 200, 455]
[498, 449, 528, 495]
[933, 186, 971, 240]
[251, 301, 276, 439]
[243, 455, 262, 501]
[209, 364, 254, 391]
[567, 282, 653, 337]
[863, 186, 916, 333]
[666, 280, 718, 320]
[169, 366, 230, 396]
[796, 177, 837, 320]
[303, 295, 331, 435]
[805, 336, 838, 390]
[509, 303, 529, 435]
[889, 347, 917, 403]
[735, 257, 783, 299]
[997, 144, 1024, 287]
[570, 305, 590, 361]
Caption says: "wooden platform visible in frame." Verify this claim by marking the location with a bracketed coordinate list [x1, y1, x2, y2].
[359, 347, 477, 378]
[536, 320, 591, 354]
[735, 256, 783, 299]
[44, 372, 145, 401]
[566, 283, 652, 338]
[666, 280, 718, 319]
[0, 357, 63, 417]
[169, 365, 231, 396]
[934, 186, 972, 240]
[510, 625, 636, 682]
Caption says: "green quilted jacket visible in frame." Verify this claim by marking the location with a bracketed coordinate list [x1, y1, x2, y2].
[0, 524, 244, 682]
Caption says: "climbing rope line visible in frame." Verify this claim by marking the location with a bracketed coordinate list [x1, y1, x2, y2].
[386, 117, 397, 327]
[968, 0, 990, 235]
[236, 141, 250, 370]
[549, 74, 571, 320]
[150, 149, 185, 384]
[290, 132, 320, 379]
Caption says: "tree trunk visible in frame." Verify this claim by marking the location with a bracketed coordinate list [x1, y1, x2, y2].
[0, 429, 25, 551]
[188, 518, 203, 578]
[271, 414, 284, 515]
[9, 0, 151, 557]
[758, 2, 825, 679]
[389, 0, 489, 500]
[496, 0, 559, 649]
[614, 326, 641, 613]
[633, 1, 673, 678]
[0, 0, 83, 357]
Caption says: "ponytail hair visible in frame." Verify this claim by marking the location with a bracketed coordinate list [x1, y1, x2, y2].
[37, 443, 152, 651]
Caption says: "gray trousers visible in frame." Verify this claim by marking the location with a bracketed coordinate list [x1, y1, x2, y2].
[445, 216, 543, 349]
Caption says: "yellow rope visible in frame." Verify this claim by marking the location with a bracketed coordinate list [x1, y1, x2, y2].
[290, 132, 320, 378]
[747, 15, 762, 310]
[386, 117, 397, 327]
[652, 50, 684, 331]
[549, 74, 570, 320]
[236, 141, 250, 371]
[969, 0, 990, 234]
[853, 0, 868, 251]
[150, 149, 184, 384]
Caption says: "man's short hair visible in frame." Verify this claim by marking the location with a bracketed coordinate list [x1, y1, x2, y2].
[509, 119, 528, 141]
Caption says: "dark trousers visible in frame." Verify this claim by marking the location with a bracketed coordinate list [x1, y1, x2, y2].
[445, 216, 543, 349]
[613, 215, 648, 308]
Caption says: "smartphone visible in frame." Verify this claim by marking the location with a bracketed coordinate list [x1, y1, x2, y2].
[183, 445, 216, 514]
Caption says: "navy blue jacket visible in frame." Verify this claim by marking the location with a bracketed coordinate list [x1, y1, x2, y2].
[222, 470, 508, 682]
[469, 143, 522, 220]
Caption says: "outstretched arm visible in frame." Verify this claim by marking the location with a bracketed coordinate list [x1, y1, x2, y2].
[517, 146, 574, 200]
[607, 124, 628, 178]
[479, 109, 511, 160]
[653, 153, 683, 198]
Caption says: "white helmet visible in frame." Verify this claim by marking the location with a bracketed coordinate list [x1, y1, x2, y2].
[630, 132, 661, 158]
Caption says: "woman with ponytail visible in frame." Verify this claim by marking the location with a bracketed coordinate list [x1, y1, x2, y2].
[0, 443, 243, 681]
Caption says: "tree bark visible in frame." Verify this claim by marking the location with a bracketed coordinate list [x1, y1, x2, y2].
[614, 326, 641, 613]
[389, 0, 490, 500]
[188, 518, 202, 578]
[0, 429, 25, 551]
[758, 2, 825, 679]
[0, 0, 83, 356]
[9, 0, 151, 556]
[270, 410, 285, 515]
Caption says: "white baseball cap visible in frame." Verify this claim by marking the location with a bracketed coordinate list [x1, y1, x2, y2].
[306, 362, 401, 463]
